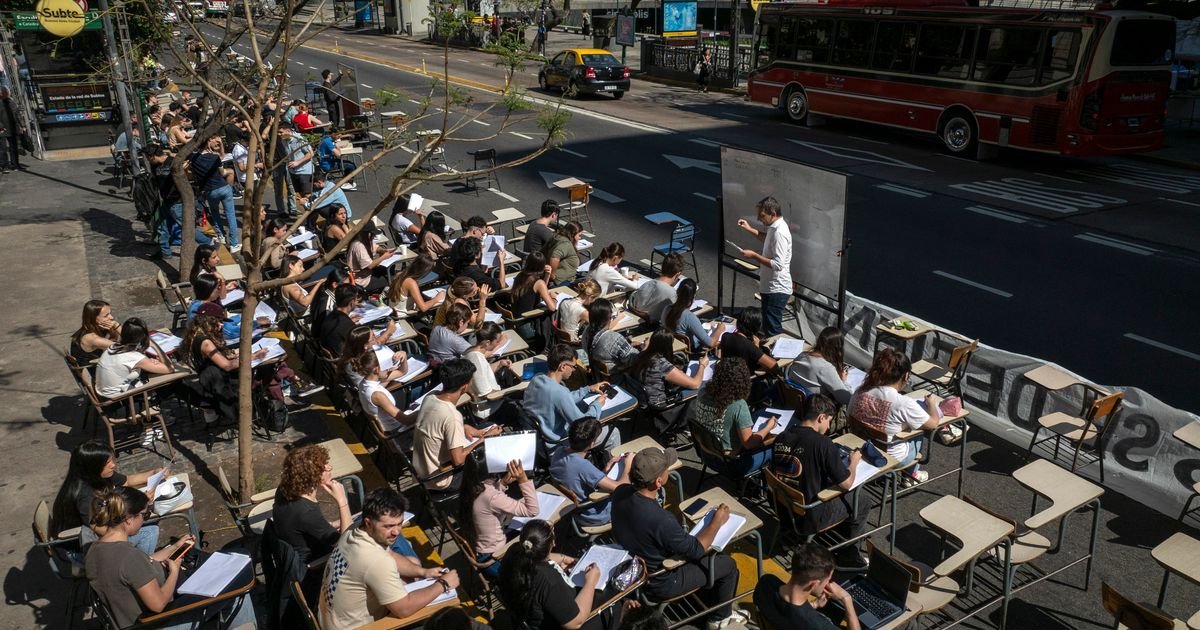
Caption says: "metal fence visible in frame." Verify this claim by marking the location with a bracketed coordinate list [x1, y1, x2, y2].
[640, 39, 752, 87]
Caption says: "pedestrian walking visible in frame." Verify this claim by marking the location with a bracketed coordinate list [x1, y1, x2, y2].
[0, 86, 23, 170]
[696, 48, 712, 93]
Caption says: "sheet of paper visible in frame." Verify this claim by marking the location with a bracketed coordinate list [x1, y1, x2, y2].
[255, 301, 277, 324]
[221, 289, 245, 306]
[688, 510, 747, 552]
[397, 357, 429, 383]
[406, 383, 443, 412]
[687, 360, 715, 384]
[422, 287, 444, 299]
[480, 234, 507, 268]
[484, 311, 504, 323]
[633, 276, 651, 290]
[380, 252, 405, 268]
[286, 228, 312, 246]
[846, 366, 866, 392]
[142, 469, 166, 494]
[568, 545, 631, 588]
[614, 312, 638, 328]
[578, 258, 595, 273]
[405, 577, 457, 605]
[753, 407, 795, 435]
[583, 386, 635, 412]
[493, 336, 513, 356]
[178, 552, 252, 597]
[504, 276, 515, 289]
[578, 239, 593, 249]
[606, 457, 626, 481]
[848, 458, 882, 491]
[251, 337, 286, 367]
[353, 305, 393, 326]
[296, 248, 319, 261]
[150, 331, 183, 355]
[772, 337, 806, 360]
[374, 345, 395, 371]
[484, 432, 537, 473]
[407, 193, 424, 212]
[689, 299, 708, 311]
[510, 492, 568, 529]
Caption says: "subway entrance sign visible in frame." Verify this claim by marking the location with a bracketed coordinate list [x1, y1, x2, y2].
[13, 10, 103, 32]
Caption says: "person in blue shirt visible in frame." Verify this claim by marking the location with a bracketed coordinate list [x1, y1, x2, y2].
[549, 418, 634, 527]
[522, 345, 621, 451]
[185, 273, 270, 341]
[280, 123, 314, 200]
[317, 131, 357, 190]
[310, 171, 353, 221]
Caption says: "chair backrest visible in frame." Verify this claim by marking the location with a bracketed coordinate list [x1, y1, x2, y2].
[670, 223, 697, 246]
[947, 340, 979, 371]
[1088, 392, 1124, 424]
[291, 579, 323, 630]
[66, 356, 107, 412]
[216, 465, 237, 503]
[763, 467, 810, 518]
[688, 419, 732, 467]
[847, 414, 890, 445]
[779, 381, 808, 415]
[475, 148, 496, 162]
[1101, 582, 1176, 630]
[568, 183, 590, 203]
[33, 500, 51, 545]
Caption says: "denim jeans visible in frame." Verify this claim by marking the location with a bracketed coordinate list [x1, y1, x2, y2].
[158, 593, 257, 630]
[272, 166, 295, 216]
[761, 292, 790, 337]
[390, 533, 419, 558]
[728, 445, 774, 478]
[204, 184, 239, 247]
[81, 524, 160, 555]
[895, 437, 925, 473]
[158, 201, 213, 256]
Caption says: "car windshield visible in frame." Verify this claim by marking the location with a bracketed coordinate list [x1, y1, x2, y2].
[1110, 19, 1175, 67]
[581, 54, 620, 66]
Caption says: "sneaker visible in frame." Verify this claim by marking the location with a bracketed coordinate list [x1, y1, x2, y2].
[836, 551, 870, 572]
[341, 182, 358, 191]
[706, 609, 749, 630]
[229, 244, 242, 254]
[903, 469, 930, 487]
[295, 380, 326, 399]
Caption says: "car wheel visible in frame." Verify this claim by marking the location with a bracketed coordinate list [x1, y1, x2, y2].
[784, 86, 809, 124]
[538, 74, 549, 92]
[612, 91, 625, 100]
[567, 81, 581, 98]
[940, 112, 977, 156]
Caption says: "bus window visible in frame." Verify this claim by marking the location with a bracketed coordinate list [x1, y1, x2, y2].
[833, 20, 876, 68]
[873, 22, 918, 72]
[972, 27, 1042, 86]
[777, 16, 797, 63]
[1041, 29, 1080, 83]
[1110, 19, 1174, 67]
[794, 18, 833, 63]
[915, 23, 976, 79]
[756, 18, 781, 67]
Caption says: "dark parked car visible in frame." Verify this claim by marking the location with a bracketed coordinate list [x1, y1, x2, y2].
[538, 49, 631, 99]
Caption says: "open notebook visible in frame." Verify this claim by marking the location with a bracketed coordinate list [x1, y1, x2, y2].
[688, 509, 747, 552]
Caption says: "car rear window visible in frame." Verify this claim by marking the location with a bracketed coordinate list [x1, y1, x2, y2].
[581, 54, 620, 65]
[1110, 19, 1175, 67]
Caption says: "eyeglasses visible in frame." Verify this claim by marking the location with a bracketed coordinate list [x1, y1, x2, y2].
[139, 509, 153, 519]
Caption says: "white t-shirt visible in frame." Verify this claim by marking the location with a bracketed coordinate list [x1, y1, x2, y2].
[465, 350, 501, 417]
[319, 527, 408, 630]
[849, 386, 930, 460]
[359, 379, 401, 433]
[556, 297, 586, 343]
[95, 349, 148, 398]
[589, 262, 637, 294]
[413, 395, 468, 490]
[760, 218, 793, 295]
[390, 213, 418, 244]
[231, 142, 249, 183]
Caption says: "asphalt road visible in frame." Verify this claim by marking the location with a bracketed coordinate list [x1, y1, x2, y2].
[201, 25, 1200, 414]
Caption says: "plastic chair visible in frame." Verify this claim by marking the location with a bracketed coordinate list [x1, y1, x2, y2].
[155, 271, 192, 329]
[650, 223, 699, 286]
[1026, 389, 1123, 482]
[688, 418, 766, 500]
[560, 183, 593, 231]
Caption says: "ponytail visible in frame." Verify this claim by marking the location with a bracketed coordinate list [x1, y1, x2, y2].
[584, 298, 614, 354]
[498, 520, 554, 619]
[860, 347, 911, 393]
[664, 278, 696, 332]
[89, 486, 149, 531]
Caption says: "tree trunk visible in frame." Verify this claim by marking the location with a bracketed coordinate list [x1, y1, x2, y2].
[236, 282, 258, 500]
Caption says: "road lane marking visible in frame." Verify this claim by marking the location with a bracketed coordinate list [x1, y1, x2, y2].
[399, 145, 416, 154]
[875, 183, 929, 198]
[590, 189, 625, 203]
[508, 131, 534, 140]
[1074, 232, 1157, 255]
[409, 99, 423, 105]
[1124, 334, 1200, 361]
[559, 148, 587, 158]
[934, 154, 973, 162]
[489, 188, 519, 202]
[1161, 197, 1200, 207]
[964, 205, 1028, 224]
[1071, 163, 1200, 194]
[361, 83, 374, 89]
[689, 138, 722, 148]
[618, 168, 652, 180]
[471, 119, 491, 126]
[932, 271, 1013, 298]
[724, 112, 748, 119]
[849, 135, 890, 146]
[693, 192, 717, 201]
[790, 140, 930, 171]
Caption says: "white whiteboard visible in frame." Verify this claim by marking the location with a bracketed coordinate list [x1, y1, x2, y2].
[720, 146, 847, 300]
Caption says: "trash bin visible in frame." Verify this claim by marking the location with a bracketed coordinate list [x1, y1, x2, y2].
[305, 81, 321, 108]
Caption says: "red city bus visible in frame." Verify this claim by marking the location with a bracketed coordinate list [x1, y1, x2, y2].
[745, 0, 1175, 157]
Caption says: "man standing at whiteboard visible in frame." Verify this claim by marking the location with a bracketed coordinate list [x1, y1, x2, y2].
[737, 196, 792, 337]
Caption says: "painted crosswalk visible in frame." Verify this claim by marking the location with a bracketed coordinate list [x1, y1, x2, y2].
[949, 177, 1125, 214]
[1068, 163, 1200, 195]
[875, 183, 930, 198]
[1074, 232, 1158, 256]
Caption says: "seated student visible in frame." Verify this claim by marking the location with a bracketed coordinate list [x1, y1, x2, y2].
[434, 276, 490, 328]
[446, 216, 496, 274]
[418, 211, 452, 263]
[323, 203, 352, 252]
[320, 488, 462, 630]
[70, 300, 121, 365]
[772, 394, 867, 568]
[429, 303, 474, 364]
[189, 244, 238, 289]
[291, 102, 324, 131]
[273, 444, 354, 566]
[311, 172, 354, 220]
[523, 200, 559, 257]
[549, 418, 635, 528]
[498, 519, 602, 630]
[182, 311, 251, 423]
[754, 543, 861, 630]
[850, 348, 941, 483]
[610, 448, 745, 630]
[501, 252, 556, 339]
[464, 322, 513, 420]
[94, 318, 175, 399]
[280, 254, 327, 317]
[786, 326, 853, 405]
[460, 452, 539, 579]
[317, 130, 356, 189]
[627, 253, 683, 322]
[386, 256, 445, 316]
[50, 440, 166, 553]
[389, 200, 424, 245]
[260, 217, 291, 272]
[337, 325, 409, 389]
[555, 279, 599, 344]
[523, 345, 621, 451]
[580, 298, 639, 375]
[186, 274, 269, 341]
[719, 306, 778, 375]
[452, 236, 506, 292]
[86, 487, 256, 630]
[543, 221, 585, 285]
[691, 358, 776, 476]
[589, 242, 639, 294]
[628, 329, 707, 411]
[663, 279, 724, 352]
[311, 268, 350, 334]
[318, 284, 395, 357]
[356, 351, 412, 433]
[412, 359, 498, 494]
[347, 224, 396, 294]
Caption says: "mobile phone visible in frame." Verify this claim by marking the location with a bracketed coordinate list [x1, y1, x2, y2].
[602, 385, 619, 397]
[170, 540, 194, 562]
[684, 498, 709, 517]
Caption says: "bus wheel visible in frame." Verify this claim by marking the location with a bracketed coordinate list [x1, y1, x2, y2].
[940, 113, 977, 156]
[784, 87, 809, 124]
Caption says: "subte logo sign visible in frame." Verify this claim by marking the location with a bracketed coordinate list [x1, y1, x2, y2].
[36, 0, 89, 38]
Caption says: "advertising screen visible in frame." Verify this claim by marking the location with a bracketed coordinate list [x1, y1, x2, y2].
[663, 1, 696, 36]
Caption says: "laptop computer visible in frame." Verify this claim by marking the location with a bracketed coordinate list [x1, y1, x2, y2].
[828, 546, 910, 629]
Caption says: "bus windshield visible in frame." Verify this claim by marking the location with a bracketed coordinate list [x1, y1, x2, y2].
[1110, 19, 1175, 67]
